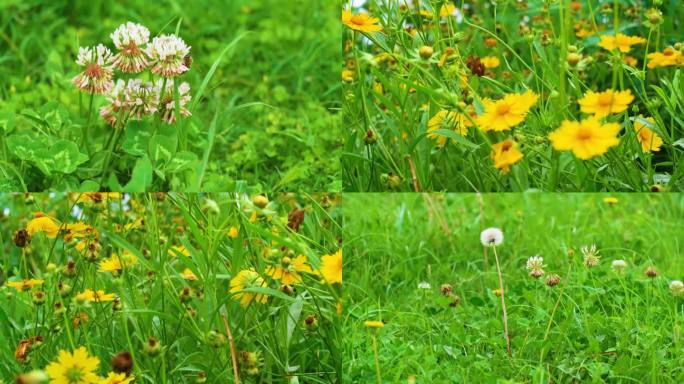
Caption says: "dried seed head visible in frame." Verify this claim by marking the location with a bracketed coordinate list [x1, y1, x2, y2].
[14, 229, 30, 248]
[440, 283, 453, 296]
[111, 351, 133, 374]
[645, 266, 658, 278]
[545, 274, 561, 287]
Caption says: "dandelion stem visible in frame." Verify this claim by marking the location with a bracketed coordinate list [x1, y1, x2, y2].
[371, 332, 382, 384]
[492, 245, 512, 358]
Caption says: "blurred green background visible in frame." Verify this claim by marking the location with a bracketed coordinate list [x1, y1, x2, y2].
[0, 0, 341, 191]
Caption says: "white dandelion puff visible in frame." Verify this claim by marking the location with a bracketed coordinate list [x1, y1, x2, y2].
[480, 227, 503, 247]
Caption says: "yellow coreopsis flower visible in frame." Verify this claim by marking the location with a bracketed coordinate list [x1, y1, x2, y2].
[45, 346, 101, 384]
[476, 91, 538, 131]
[77, 289, 117, 303]
[491, 139, 523, 174]
[100, 372, 134, 384]
[98, 252, 138, 274]
[549, 117, 620, 160]
[27, 213, 60, 238]
[603, 197, 618, 205]
[266, 255, 314, 285]
[180, 268, 198, 281]
[480, 56, 500, 69]
[598, 33, 646, 53]
[230, 269, 269, 307]
[228, 226, 239, 238]
[320, 249, 343, 285]
[342, 10, 382, 33]
[364, 320, 385, 329]
[646, 47, 684, 68]
[633, 116, 663, 152]
[578, 89, 634, 117]
[6, 279, 44, 292]
[76, 192, 122, 204]
[427, 110, 471, 146]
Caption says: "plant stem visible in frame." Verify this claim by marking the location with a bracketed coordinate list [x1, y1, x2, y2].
[492, 245, 512, 358]
[371, 332, 382, 384]
[82, 92, 95, 154]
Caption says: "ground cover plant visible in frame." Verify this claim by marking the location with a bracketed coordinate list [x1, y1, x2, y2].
[344, 193, 684, 382]
[342, 0, 684, 192]
[0, 192, 342, 383]
[0, 0, 341, 192]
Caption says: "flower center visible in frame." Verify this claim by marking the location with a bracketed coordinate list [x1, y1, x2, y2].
[85, 63, 103, 78]
[495, 103, 511, 116]
[123, 42, 140, 56]
[577, 128, 592, 140]
[350, 15, 366, 25]
[66, 366, 84, 382]
[597, 93, 614, 107]
[664, 48, 674, 56]
[501, 141, 513, 151]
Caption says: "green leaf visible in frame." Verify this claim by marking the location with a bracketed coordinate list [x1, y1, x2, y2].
[238, 287, 296, 303]
[123, 155, 153, 192]
[432, 129, 480, 149]
[40, 139, 89, 174]
[0, 111, 16, 132]
[149, 134, 177, 165]
[7, 134, 47, 161]
[165, 151, 198, 173]
[122, 121, 153, 156]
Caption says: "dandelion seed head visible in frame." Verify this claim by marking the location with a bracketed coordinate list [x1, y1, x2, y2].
[480, 227, 503, 247]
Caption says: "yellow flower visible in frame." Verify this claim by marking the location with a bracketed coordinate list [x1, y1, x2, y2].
[646, 47, 684, 68]
[364, 320, 384, 329]
[427, 110, 471, 146]
[27, 213, 60, 238]
[320, 249, 343, 285]
[578, 89, 634, 117]
[115, 217, 144, 232]
[98, 252, 138, 274]
[228, 226, 238, 238]
[341, 69, 354, 83]
[6, 279, 44, 292]
[230, 269, 269, 307]
[440, 4, 457, 17]
[603, 197, 618, 205]
[76, 192, 122, 204]
[480, 56, 500, 69]
[342, 10, 382, 33]
[492, 288, 503, 297]
[45, 346, 100, 384]
[623, 55, 638, 67]
[634, 116, 663, 152]
[549, 117, 620, 160]
[77, 289, 116, 303]
[266, 255, 314, 285]
[476, 91, 538, 131]
[598, 33, 646, 53]
[100, 372, 134, 384]
[491, 139, 523, 174]
[180, 268, 197, 281]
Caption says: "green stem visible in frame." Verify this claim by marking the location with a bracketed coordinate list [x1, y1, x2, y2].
[371, 333, 382, 384]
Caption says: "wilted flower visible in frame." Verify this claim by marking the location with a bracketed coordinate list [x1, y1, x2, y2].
[156, 80, 192, 124]
[545, 274, 561, 287]
[73, 44, 114, 94]
[111, 22, 150, 73]
[645, 266, 658, 278]
[146, 34, 191, 77]
[526, 256, 545, 278]
[582, 245, 600, 268]
[480, 227, 503, 247]
[670, 280, 684, 296]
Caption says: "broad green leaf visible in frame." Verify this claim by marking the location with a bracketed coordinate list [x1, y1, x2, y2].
[165, 151, 198, 173]
[39, 139, 89, 174]
[123, 155, 153, 192]
[149, 134, 177, 165]
[122, 121, 153, 156]
[0, 111, 15, 132]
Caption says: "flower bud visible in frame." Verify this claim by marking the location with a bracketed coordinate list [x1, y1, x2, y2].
[206, 330, 227, 348]
[419, 45, 434, 59]
[143, 336, 162, 356]
[304, 314, 318, 331]
[252, 195, 269, 208]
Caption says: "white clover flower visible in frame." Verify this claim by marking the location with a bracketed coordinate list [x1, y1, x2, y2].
[111, 22, 151, 73]
[526, 256, 544, 278]
[480, 227, 503, 247]
[99, 79, 127, 126]
[670, 280, 684, 297]
[581, 244, 600, 268]
[611, 259, 627, 273]
[155, 80, 192, 124]
[73, 44, 114, 94]
[417, 281, 431, 290]
[124, 79, 159, 119]
[146, 34, 191, 77]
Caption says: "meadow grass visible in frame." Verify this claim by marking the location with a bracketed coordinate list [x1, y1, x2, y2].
[342, 0, 684, 192]
[0, 0, 341, 192]
[344, 193, 684, 382]
[0, 192, 342, 383]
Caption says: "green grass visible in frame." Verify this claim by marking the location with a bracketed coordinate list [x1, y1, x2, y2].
[0, 0, 341, 192]
[344, 193, 684, 382]
[0, 193, 342, 382]
[342, 0, 684, 192]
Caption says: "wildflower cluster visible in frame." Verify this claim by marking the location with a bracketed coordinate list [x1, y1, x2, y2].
[73, 22, 192, 127]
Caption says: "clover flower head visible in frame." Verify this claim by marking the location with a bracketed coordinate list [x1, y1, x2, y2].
[111, 22, 151, 73]
[480, 227, 503, 247]
[417, 281, 431, 290]
[124, 79, 159, 119]
[100, 79, 127, 126]
[146, 34, 191, 77]
[611, 259, 628, 273]
[156, 80, 192, 124]
[526, 256, 544, 278]
[73, 44, 114, 94]
[582, 245, 600, 268]
[670, 280, 684, 296]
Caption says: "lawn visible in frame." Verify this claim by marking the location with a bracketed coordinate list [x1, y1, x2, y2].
[0, 192, 342, 383]
[344, 192, 684, 382]
[0, 0, 341, 192]
[342, 0, 684, 192]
